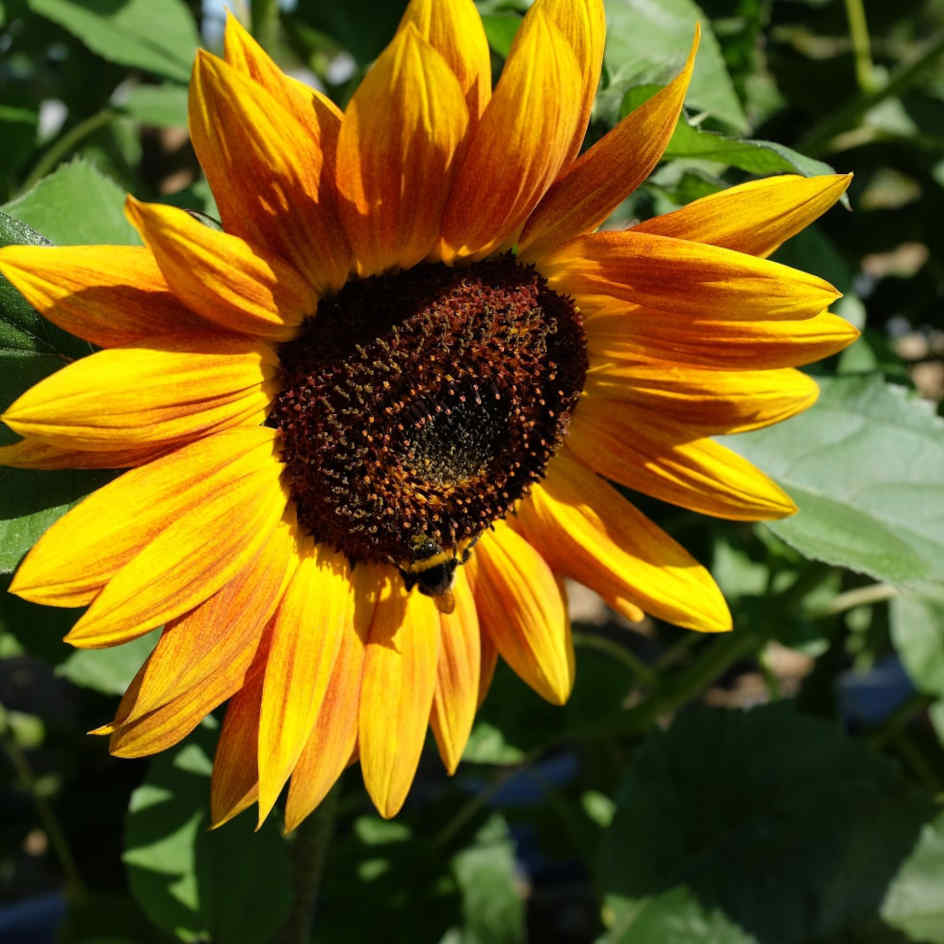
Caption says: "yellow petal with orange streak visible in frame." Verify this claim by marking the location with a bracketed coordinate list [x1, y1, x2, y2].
[2, 336, 275, 450]
[10, 427, 281, 609]
[65, 441, 286, 647]
[583, 361, 820, 434]
[0, 245, 210, 347]
[430, 568, 480, 775]
[189, 50, 351, 294]
[519, 29, 698, 259]
[471, 521, 574, 705]
[517, 451, 731, 633]
[358, 570, 440, 819]
[567, 400, 797, 521]
[284, 563, 377, 833]
[440, 9, 581, 261]
[478, 630, 499, 709]
[632, 174, 853, 258]
[126, 197, 315, 341]
[541, 230, 840, 322]
[337, 25, 468, 276]
[585, 307, 860, 370]
[394, 0, 491, 121]
[0, 437, 170, 470]
[256, 543, 353, 824]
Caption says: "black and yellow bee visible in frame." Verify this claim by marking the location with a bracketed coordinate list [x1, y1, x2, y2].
[397, 534, 479, 615]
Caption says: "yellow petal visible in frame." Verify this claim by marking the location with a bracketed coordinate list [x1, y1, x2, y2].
[584, 361, 820, 434]
[568, 399, 797, 521]
[0, 437, 170, 470]
[478, 630, 498, 709]
[440, 9, 581, 261]
[541, 230, 840, 322]
[284, 564, 376, 832]
[0, 245, 210, 347]
[517, 452, 731, 632]
[2, 336, 275, 450]
[64, 439, 286, 647]
[126, 197, 315, 341]
[394, 0, 491, 121]
[519, 29, 698, 259]
[470, 520, 574, 705]
[189, 50, 351, 293]
[358, 570, 440, 819]
[256, 543, 352, 824]
[10, 427, 281, 608]
[586, 307, 860, 369]
[336, 25, 469, 276]
[633, 174, 853, 258]
[430, 568, 480, 774]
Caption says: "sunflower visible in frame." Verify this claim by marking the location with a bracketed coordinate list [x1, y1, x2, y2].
[0, 0, 856, 826]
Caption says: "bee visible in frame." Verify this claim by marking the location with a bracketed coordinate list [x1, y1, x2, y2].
[397, 534, 479, 615]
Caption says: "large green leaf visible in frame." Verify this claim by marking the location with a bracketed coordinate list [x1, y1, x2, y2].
[27, 0, 199, 83]
[117, 83, 189, 128]
[124, 722, 293, 944]
[722, 376, 944, 593]
[57, 629, 159, 695]
[891, 591, 944, 696]
[597, 704, 935, 943]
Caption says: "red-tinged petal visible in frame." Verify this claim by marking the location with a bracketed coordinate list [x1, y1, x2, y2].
[0, 245, 210, 347]
[256, 542, 352, 824]
[394, 0, 491, 120]
[567, 399, 797, 521]
[359, 570, 440, 819]
[430, 568, 480, 774]
[2, 336, 275, 451]
[10, 427, 281, 608]
[126, 197, 316, 341]
[541, 230, 840, 322]
[440, 9, 582, 261]
[519, 29, 698, 259]
[517, 451, 731, 632]
[189, 50, 351, 293]
[336, 25, 469, 276]
[0, 437, 171, 470]
[632, 174, 853, 258]
[470, 520, 574, 705]
[478, 630, 498, 709]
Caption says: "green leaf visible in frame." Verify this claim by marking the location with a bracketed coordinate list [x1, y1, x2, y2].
[124, 721, 293, 944]
[604, 0, 748, 132]
[452, 815, 526, 944]
[462, 722, 526, 765]
[56, 629, 159, 695]
[0, 106, 38, 177]
[27, 0, 199, 83]
[597, 704, 935, 943]
[722, 376, 944, 593]
[891, 591, 944, 697]
[290, 0, 405, 66]
[3, 158, 139, 245]
[481, 13, 520, 59]
[117, 84, 189, 128]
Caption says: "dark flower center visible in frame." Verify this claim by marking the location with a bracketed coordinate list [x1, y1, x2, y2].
[269, 254, 586, 570]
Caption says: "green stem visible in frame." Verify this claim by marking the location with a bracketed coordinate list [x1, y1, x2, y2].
[818, 582, 899, 617]
[251, 0, 280, 55]
[19, 108, 117, 195]
[572, 631, 659, 688]
[844, 0, 875, 92]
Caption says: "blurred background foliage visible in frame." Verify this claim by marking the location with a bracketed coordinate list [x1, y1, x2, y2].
[2, 0, 944, 941]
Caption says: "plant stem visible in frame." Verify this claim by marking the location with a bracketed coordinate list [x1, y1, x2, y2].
[844, 0, 876, 92]
[279, 784, 339, 944]
[251, 0, 280, 55]
[19, 108, 117, 195]
[818, 582, 899, 617]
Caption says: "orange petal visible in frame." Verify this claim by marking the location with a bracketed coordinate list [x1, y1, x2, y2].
[584, 361, 820, 434]
[0, 437, 171, 470]
[478, 630, 499, 708]
[189, 50, 351, 293]
[394, 0, 491, 121]
[336, 25, 469, 276]
[430, 567, 480, 774]
[470, 520, 574, 705]
[519, 29, 698, 259]
[126, 197, 316, 341]
[567, 399, 797, 521]
[2, 336, 275, 450]
[541, 230, 840, 322]
[284, 563, 376, 832]
[585, 307, 860, 369]
[10, 427, 282, 608]
[0, 245, 210, 347]
[358, 569, 440, 819]
[632, 174, 853, 258]
[517, 451, 731, 632]
[64, 437, 286, 647]
[256, 543, 353, 824]
[440, 8, 582, 261]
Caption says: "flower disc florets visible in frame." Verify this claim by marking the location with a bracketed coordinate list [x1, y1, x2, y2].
[270, 254, 587, 567]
